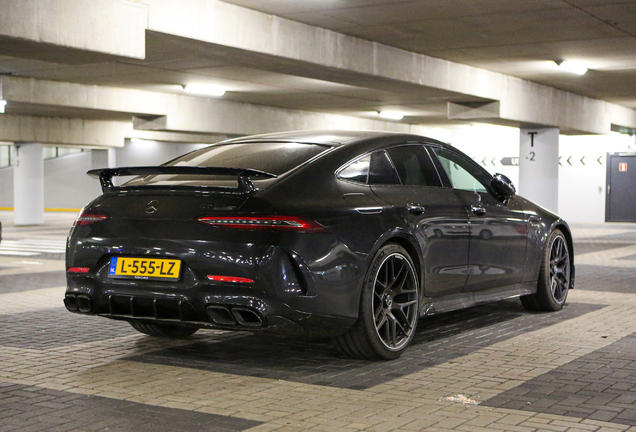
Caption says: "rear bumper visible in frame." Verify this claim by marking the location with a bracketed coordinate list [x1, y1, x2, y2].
[65, 219, 368, 337]
[65, 275, 356, 338]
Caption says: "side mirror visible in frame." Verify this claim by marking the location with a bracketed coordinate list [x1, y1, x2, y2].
[491, 173, 516, 200]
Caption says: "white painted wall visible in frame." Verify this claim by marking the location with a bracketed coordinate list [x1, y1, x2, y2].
[558, 133, 634, 224]
[0, 140, 213, 209]
[445, 124, 635, 224]
[0, 151, 101, 210]
[44, 151, 103, 209]
[115, 139, 208, 167]
[448, 124, 520, 185]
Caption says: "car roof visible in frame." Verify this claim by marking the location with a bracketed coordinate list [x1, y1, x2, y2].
[220, 130, 449, 147]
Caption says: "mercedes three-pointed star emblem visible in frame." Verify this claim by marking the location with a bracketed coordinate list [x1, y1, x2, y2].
[145, 199, 159, 214]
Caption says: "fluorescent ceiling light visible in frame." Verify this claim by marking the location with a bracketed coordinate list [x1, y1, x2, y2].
[130, 138, 144, 143]
[555, 61, 588, 75]
[183, 84, 226, 97]
[378, 111, 404, 120]
[0, 100, 6, 113]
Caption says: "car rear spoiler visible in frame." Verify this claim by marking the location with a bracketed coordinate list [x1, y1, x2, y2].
[87, 166, 278, 193]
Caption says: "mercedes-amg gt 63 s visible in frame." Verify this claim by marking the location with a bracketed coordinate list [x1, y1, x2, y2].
[65, 131, 574, 359]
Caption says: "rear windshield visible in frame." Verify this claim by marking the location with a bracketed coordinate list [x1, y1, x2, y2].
[166, 142, 328, 175]
[124, 142, 328, 187]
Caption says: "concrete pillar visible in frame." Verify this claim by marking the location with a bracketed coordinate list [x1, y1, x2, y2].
[519, 128, 559, 213]
[13, 143, 44, 225]
[107, 147, 117, 168]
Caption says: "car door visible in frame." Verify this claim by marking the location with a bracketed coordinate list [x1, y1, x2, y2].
[369, 144, 471, 298]
[429, 146, 528, 292]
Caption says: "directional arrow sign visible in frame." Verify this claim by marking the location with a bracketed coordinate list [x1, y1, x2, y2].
[482, 158, 487, 166]
[500, 157, 519, 166]
[491, 157, 496, 166]
[597, 156, 603, 165]
[567, 156, 573, 166]
[580, 156, 586, 166]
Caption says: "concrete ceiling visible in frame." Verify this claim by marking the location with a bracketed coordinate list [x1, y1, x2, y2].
[0, 0, 634, 137]
[0, 30, 482, 125]
[222, 0, 636, 108]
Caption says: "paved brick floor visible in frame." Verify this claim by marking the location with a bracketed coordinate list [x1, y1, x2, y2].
[129, 302, 601, 390]
[1, 211, 636, 432]
[484, 332, 636, 426]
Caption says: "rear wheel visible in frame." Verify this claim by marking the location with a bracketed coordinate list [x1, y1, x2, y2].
[129, 321, 199, 338]
[332, 243, 419, 360]
[521, 229, 571, 312]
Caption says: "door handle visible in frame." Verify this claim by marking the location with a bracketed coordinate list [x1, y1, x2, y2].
[471, 205, 486, 216]
[407, 203, 425, 215]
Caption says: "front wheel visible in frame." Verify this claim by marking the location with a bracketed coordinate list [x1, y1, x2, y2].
[521, 229, 572, 311]
[129, 321, 199, 338]
[332, 243, 419, 360]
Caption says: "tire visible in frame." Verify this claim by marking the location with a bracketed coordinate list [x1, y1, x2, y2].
[521, 229, 571, 312]
[129, 321, 199, 338]
[332, 243, 419, 360]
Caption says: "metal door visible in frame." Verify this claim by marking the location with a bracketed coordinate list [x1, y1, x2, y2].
[606, 153, 636, 222]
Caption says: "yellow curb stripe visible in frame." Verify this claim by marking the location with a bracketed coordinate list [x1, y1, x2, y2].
[0, 207, 80, 212]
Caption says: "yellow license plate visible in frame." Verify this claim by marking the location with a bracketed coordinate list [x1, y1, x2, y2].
[109, 257, 181, 280]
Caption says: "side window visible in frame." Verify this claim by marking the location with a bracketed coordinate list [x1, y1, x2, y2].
[337, 154, 370, 183]
[369, 151, 400, 185]
[385, 145, 442, 187]
[432, 148, 490, 193]
[337, 151, 401, 185]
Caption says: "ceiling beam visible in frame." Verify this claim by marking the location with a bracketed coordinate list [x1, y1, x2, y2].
[139, 0, 636, 134]
[0, 76, 412, 137]
[0, 0, 147, 59]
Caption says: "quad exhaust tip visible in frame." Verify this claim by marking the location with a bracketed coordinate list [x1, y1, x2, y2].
[206, 305, 263, 327]
[64, 294, 93, 313]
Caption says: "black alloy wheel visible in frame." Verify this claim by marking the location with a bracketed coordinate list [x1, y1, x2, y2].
[521, 229, 571, 311]
[333, 243, 419, 359]
[548, 234, 571, 304]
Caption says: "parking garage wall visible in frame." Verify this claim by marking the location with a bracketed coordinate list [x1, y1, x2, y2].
[448, 125, 634, 224]
[559, 133, 634, 224]
[0, 151, 101, 210]
[0, 140, 211, 210]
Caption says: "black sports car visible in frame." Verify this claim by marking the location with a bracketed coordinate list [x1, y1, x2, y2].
[65, 131, 574, 359]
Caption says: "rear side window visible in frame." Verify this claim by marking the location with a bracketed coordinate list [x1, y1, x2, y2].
[337, 151, 401, 185]
[385, 145, 442, 187]
[166, 142, 328, 176]
[337, 155, 371, 183]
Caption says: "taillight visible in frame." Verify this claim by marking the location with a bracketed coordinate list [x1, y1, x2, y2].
[197, 216, 327, 232]
[207, 275, 254, 283]
[74, 210, 109, 226]
[67, 267, 90, 273]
